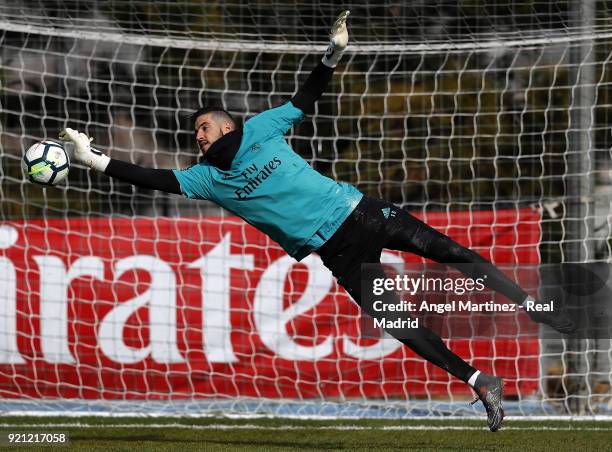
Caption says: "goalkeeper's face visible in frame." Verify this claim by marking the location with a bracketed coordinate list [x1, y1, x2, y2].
[194, 113, 234, 155]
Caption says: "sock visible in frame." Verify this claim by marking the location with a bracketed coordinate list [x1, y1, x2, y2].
[521, 295, 536, 307]
[467, 370, 481, 388]
[398, 329, 477, 383]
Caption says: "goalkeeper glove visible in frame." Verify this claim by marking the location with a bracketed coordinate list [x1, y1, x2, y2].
[322, 10, 350, 68]
[58, 128, 110, 172]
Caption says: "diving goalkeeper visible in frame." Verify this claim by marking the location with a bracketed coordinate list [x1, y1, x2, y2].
[59, 11, 575, 432]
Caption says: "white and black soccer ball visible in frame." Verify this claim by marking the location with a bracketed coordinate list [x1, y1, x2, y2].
[21, 140, 70, 186]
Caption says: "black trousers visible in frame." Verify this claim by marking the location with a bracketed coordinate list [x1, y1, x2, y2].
[317, 196, 528, 382]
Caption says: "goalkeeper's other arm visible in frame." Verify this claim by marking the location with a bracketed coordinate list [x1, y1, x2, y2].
[58, 128, 182, 195]
[291, 10, 350, 115]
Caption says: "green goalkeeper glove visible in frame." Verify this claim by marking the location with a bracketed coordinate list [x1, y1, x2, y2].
[58, 128, 110, 172]
[322, 10, 350, 68]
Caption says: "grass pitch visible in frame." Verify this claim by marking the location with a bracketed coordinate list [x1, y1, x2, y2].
[0, 416, 610, 451]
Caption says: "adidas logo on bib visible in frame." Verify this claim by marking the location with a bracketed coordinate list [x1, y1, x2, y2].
[381, 207, 390, 219]
[381, 207, 395, 219]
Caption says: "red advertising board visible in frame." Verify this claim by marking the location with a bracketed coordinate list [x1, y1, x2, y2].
[0, 208, 540, 400]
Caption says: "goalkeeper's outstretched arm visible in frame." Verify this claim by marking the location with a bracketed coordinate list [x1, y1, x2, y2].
[58, 128, 182, 194]
[291, 10, 349, 115]
[58, 11, 350, 193]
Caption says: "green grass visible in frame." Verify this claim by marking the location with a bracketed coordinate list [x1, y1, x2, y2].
[0, 417, 610, 451]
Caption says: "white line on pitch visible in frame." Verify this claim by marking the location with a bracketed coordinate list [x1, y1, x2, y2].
[0, 423, 609, 431]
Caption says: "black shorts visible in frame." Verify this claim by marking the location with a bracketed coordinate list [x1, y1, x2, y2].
[316, 196, 425, 284]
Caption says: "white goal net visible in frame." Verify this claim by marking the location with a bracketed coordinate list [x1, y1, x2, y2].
[0, 0, 610, 418]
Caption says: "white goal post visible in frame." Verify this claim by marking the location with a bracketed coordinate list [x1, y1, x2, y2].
[0, 1, 610, 418]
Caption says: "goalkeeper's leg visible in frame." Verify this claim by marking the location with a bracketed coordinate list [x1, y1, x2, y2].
[383, 206, 576, 334]
[337, 264, 504, 432]
[340, 265, 475, 381]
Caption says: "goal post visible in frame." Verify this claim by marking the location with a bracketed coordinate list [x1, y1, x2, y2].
[0, 1, 611, 418]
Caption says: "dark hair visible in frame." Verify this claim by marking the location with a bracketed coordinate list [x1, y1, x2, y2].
[190, 106, 236, 129]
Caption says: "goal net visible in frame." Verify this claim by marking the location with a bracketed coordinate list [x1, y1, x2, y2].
[0, 1, 610, 418]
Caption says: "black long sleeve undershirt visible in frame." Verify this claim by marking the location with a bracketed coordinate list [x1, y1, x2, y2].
[105, 158, 182, 195]
[291, 61, 335, 115]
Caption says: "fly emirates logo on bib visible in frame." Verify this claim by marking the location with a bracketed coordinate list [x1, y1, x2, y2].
[234, 157, 282, 199]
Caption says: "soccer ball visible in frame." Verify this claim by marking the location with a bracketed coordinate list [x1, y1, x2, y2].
[21, 140, 70, 186]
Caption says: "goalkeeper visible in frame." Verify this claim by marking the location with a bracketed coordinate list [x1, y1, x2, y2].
[59, 11, 574, 432]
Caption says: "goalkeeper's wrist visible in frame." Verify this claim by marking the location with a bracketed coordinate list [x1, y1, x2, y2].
[321, 43, 345, 68]
[84, 149, 111, 172]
